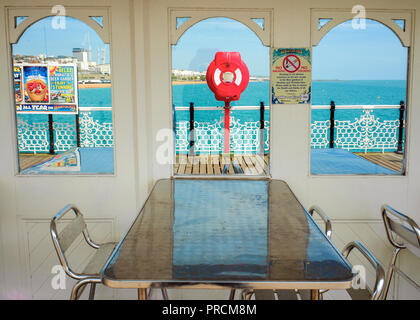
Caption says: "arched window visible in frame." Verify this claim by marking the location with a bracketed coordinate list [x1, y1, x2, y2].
[12, 15, 114, 175]
[311, 18, 408, 175]
[171, 17, 270, 176]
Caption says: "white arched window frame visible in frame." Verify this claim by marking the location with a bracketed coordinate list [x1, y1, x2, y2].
[169, 8, 273, 46]
[6, 6, 110, 44]
[310, 8, 414, 175]
[6, 6, 113, 175]
[168, 8, 273, 176]
[311, 9, 413, 48]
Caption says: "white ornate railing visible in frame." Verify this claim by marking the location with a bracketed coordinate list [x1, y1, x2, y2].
[175, 117, 269, 153]
[310, 105, 403, 152]
[17, 119, 50, 153]
[78, 112, 114, 148]
[17, 107, 114, 153]
[17, 105, 403, 154]
[174, 105, 269, 154]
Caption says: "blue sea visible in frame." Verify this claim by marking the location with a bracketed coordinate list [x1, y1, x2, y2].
[172, 80, 406, 126]
[18, 80, 406, 147]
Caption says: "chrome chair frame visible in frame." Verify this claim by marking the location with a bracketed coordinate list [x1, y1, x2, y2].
[342, 241, 385, 300]
[231, 205, 332, 300]
[50, 204, 113, 300]
[308, 205, 332, 240]
[381, 205, 420, 299]
[303, 205, 333, 299]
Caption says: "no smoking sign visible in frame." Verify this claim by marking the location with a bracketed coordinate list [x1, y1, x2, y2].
[283, 54, 301, 73]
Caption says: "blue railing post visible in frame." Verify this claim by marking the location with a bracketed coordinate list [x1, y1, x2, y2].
[75, 114, 81, 147]
[396, 100, 405, 154]
[329, 100, 335, 148]
[172, 103, 176, 136]
[189, 102, 195, 156]
[48, 114, 55, 154]
[259, 101, 265, 155]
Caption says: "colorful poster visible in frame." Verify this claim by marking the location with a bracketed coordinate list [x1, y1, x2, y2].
[22, 148, 81, 174]
[49, 65, 76, 103]
[23, 65, 49, 103]
[15, 63, 78, 114]
[271, 48, 312, 104]
[14, 66, 23, 103]
[16, 104, 77, 113]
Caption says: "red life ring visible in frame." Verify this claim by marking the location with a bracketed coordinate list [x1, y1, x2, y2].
[206, 52, 249, 103]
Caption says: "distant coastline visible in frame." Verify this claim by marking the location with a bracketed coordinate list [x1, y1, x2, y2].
[76, 79, 405, 89]
[78, 83, 111, 88]
[172, 80, 268, 85]
[172, 80, 206, 85]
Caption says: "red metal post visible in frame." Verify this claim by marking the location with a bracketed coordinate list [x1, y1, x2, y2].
[224, 101, 230, 154]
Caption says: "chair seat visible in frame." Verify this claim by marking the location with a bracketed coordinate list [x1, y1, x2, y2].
[254, 290, 276, 300]
[346, 288, 372, 300]
[253, 289, 300, 300]
[83, 242, 117, 275]
[276, 289, 300, 300]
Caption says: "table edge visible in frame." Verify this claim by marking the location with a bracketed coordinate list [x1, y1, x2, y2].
[101, 277, 354, 290]
[101, 178, 355, 290]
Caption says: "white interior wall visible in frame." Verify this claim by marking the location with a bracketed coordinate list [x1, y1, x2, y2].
[0, 0, 143, 297]
[0, 0, 419, 299]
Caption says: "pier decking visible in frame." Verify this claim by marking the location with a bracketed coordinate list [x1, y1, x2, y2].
[19, 154, 54, 171]
[19, 151, 402, 175]
[174, 154, 269, 175]
[354, 152, 403, 172]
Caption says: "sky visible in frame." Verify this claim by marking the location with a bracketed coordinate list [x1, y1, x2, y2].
[13, 16, 110, 64]
[313, 19, 408, 80]
[13, 16, 407, 80]
[172, 18, 269, 76]
[173, 17, 408, 80]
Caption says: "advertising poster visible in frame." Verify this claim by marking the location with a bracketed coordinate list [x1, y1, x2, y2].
[49, 65, 76, 103]
[14, 66, 23, 103]
[22, 148, 81, 174]
[23, 65, 49, 103]
[15, 63, 78, 114]
[271, 48, 312, 104]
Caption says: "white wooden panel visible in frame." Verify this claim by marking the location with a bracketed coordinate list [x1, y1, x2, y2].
[19, 218, 116, 300]
[18, 217, 419, 300]
[396, 250, 420, 300]
[313, 219, 398, 300]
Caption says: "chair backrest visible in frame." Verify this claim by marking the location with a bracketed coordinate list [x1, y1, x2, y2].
[50, 204, 99, 280]
[342, 241, 385, 300]
[381, 205, 420, 255]
[308, 205, 332, 239]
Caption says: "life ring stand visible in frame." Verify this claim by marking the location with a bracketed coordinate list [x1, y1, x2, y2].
[206, 52, 250, 174]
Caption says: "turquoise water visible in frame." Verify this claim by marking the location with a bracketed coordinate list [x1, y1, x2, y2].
[18, 80, 406, 151]
[173, 80, 406, 106]
[19, 80, 406, 122]
[173, 80, 405, 126]
[79, 87, 112, 107]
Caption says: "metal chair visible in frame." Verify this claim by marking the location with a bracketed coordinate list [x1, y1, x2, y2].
[381, 205, 420, 299]
[308, 206, 385, 300]
[341, 241, 385, 300]
[308, 205, 332, 239]
[230, 205, 332, 300]
[266, 206, 384, 300]
[291, 205, 333, 300]
[296, 240, 385, 300]
[50, 204, 118, 299]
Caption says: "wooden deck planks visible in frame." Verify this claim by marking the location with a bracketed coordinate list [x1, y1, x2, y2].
[354, 152, 403, 172]
[174, 154, 268, 176]
[19, 154, 55, 171]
